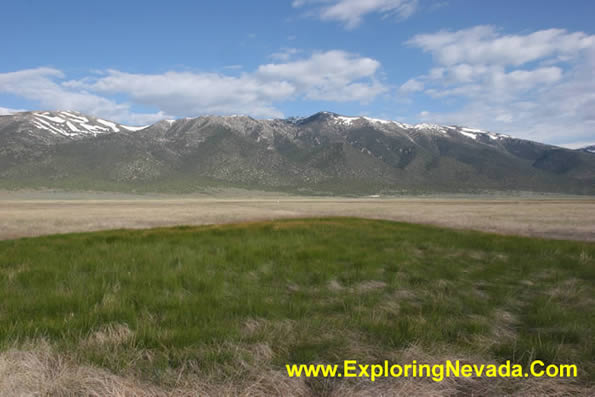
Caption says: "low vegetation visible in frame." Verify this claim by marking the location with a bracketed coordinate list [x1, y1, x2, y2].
[0, 218, 593, 395]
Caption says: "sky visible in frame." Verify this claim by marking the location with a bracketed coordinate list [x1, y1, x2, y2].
[1, 0, 594, 148]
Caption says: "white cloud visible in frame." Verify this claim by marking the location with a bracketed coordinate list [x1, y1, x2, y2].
[399, 78, 424, 93]
[422, 65, 563, 101]
[257, 50, 386, 101]
[403, 26, 595, 146]
[74, 51, 385, 116]
[0, 68, 166, 125]
[0, 106, 26, 115]
[407, 26, 595, 67]
[0, 51, 386, 123]
[72, 70, 294, 119]
[293, 0, 419, 29]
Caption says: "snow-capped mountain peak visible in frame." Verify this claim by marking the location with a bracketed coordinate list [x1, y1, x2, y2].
[27, 111, 146, 137]
[452, 126, 511, 141]
[295, 112, 515, 140]
[578, 145, 595, 154]
[7, 110, 518, 147]
[1, 109, 593, 195]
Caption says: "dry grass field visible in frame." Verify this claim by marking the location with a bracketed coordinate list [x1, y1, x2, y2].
[0, 191, 594, 241]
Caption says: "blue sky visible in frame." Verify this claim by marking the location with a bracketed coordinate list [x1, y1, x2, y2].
[1, 0, 594, 147]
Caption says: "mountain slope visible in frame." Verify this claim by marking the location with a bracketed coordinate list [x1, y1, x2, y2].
[0, 111, 593, 194]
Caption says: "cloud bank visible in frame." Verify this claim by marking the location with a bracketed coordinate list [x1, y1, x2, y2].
[402, 26, 595, 147]
[0, 50, 386, 124]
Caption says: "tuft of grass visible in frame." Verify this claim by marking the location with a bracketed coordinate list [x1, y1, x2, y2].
[0, 217, 593, 394]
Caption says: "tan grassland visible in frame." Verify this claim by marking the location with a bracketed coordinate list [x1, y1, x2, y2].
[0, 191, 594, 241]
[2, 341, 592, 397]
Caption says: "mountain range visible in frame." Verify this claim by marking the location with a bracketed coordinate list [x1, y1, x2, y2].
[0, 110, 593, 194]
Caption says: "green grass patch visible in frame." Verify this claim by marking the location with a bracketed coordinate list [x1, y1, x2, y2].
[0, 217, 593, 384]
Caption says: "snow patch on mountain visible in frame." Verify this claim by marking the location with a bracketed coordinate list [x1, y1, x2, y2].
[66, 121, 80, 132]
[461, 127, 484, 134]
[335, 116, 358, 125]
[455, 126, 511, 141]
[30, 112, 120, 137]
[37, 114, 66, 124]
[60, 111, 88, 122]
[97, 119, 120, 132]
[362, 116, 392, 125]
[331, 114, 414, 129]
[34, 117, 67, 135]
[32, 120, 59, 135]
[413, 123, 448, 133]
[459, 129, 479, 140]
[121, 125, 149, 131]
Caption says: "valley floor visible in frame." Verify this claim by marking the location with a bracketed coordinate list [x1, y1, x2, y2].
[0, 217, 593, 396]
[0, 191, 594, 241]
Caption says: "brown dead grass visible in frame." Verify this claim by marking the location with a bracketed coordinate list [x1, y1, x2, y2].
[82, 324, 135, 348]
[1, 342, 592, 397]
[0, 345, 309, 397]
[355, 280, 387, 293]
[0, 196, 594, 241]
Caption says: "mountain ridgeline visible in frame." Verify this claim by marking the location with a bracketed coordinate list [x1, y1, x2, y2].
[0, 110, 593, 194]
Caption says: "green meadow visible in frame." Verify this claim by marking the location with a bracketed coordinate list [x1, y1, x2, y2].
[0, 218, 593, 395]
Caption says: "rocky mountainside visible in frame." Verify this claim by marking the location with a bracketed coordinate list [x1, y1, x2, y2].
[0, 110, 593, 194]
